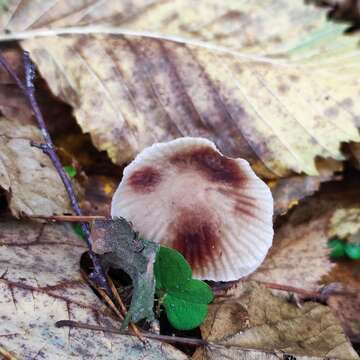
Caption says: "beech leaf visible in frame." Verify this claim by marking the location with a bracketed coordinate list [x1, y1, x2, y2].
[1, 1, 359, 179]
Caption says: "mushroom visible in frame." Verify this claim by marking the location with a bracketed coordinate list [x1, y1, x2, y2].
[111, 137, 273, 281]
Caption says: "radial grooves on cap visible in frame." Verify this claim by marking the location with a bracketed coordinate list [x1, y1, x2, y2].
[170, 208, 220, 271]
[169, 146, 245, 185]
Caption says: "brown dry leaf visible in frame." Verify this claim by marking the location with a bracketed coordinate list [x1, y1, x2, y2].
[0, 217, 187, 360]
[0, 117, 71, 216]
[324, 262, 360, 343]
[329, 207, 360, 239]
[193, 282, 358, 360]
[271, 158, 342, 216]
[248, 211, 333, 291]
[247, 195, 338, 292]
[0, 46, 33, 124]
[0, 1, 359, 179]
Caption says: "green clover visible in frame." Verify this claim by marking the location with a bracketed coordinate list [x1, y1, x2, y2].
[344, 242, 360, 260]
[328, 238, 346, 258]
[154, 246, 214, 330]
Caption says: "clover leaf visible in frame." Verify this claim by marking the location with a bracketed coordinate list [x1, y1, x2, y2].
[154, 246, 214, 330]
[328, 238, 360, 260]
[344, 242, 360, 260]
[328, 238, 346, 258]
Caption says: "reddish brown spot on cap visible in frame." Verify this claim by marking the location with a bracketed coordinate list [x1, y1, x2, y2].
[170, 147, 244, 185]
[127, 166, 162, 193]
[170, 208, 221, 271]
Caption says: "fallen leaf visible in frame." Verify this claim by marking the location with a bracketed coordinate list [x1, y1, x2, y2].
[249, 212, 333, 291]
[329, 207, 360, 239]
[91, 218, 159, 327]
[0, 117, 71, 216]
[323, 261, 360, 343]
[0, 46, 33, 124]
[1, 1, 359, 178]
[0, 217, 186, 360]
[0, 0, 353, 54]
[271, 157, 342, 216]
[193, 282, 359, 360]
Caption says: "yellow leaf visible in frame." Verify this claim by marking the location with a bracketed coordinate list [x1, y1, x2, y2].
[1, 1, 359, 179]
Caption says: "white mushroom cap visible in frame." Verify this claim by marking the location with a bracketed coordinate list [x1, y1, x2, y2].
[111, 137, 273, 281]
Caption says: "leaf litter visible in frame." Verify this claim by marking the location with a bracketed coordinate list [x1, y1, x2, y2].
[0, 217, 186, 360]
[0, 1, 359, 359]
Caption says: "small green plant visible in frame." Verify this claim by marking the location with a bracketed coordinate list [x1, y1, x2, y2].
[344, 242, 360, 260]
[64, 165, 77, 178]
[328, 238, 346, 258]
[73, 223, 86, 240]
[328, 237, 360, 260]
[154, 246, 214, 330]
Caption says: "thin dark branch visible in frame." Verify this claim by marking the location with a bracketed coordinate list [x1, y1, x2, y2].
[56, 320, 208, 347]
[30, 215, 108, 222]
[0, 51, 110, 295]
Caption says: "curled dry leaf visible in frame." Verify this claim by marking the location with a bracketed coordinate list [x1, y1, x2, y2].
[0, 118, 71, 216]
[271, 157, 342, 216]
[0, 218, 186, 360]
[91, 218, 159, 326]
[192, 282, 359, 360]
[1, 1, 360, 179]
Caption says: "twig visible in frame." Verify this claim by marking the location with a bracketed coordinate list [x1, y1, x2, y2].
[106, 276, 143, 339]
[260, 281, 321, 298]
[0, 51, 110, 295]
[0, 346, 19, 360]
[30, 215, 107, 222]
[56, 320, 207, 347]
[80, 269, 143, 341]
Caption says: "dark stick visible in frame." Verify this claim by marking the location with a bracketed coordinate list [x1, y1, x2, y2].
[0, 51, 110, 294]
[56, 320, 208, 347]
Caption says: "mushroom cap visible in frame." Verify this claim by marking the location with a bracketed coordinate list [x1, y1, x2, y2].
[111, 137, 273, 281]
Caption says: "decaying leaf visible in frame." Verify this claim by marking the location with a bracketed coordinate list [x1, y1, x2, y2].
[193, 282, 359, 360]
[248, 212, 333, 291]
[0, 218, 186, 360]
[329, 207, 360, 239]
[0, 46, 33, 124]
[91, 218, 159, 327]
[1, 1, 359, 179]
[0, 117, 71, 216]
[324, 262, 360, 343]
[271, 157, 342, 216]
